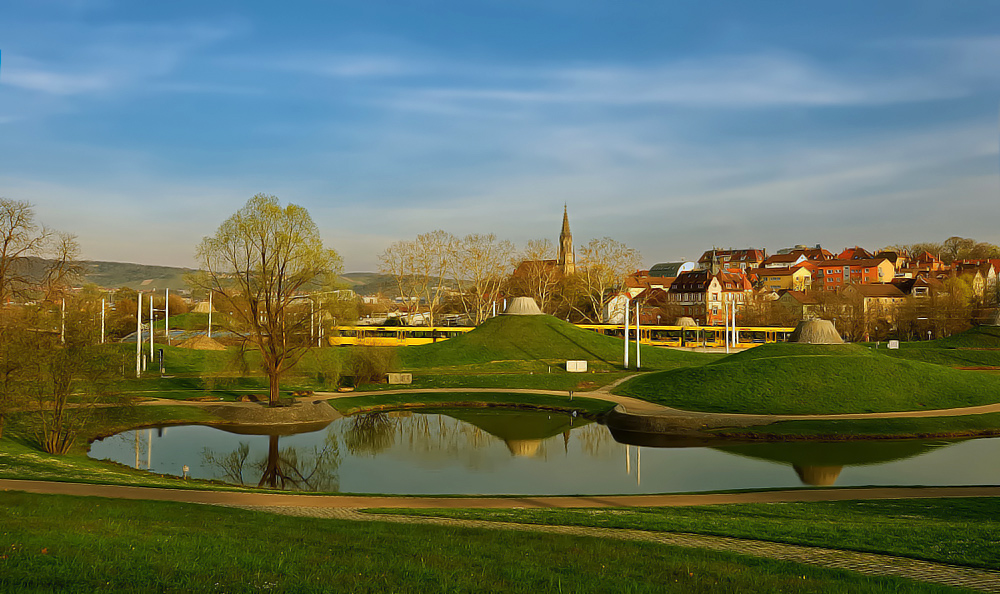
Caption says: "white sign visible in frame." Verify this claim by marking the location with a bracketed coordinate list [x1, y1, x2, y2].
[887, 340, 899, 350]
[566, 360, 588, 373]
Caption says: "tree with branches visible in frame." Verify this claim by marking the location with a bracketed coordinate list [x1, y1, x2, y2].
[195, 194, 342, 406]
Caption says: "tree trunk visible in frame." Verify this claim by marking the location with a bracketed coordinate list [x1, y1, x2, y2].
[268, 372, 280, 407]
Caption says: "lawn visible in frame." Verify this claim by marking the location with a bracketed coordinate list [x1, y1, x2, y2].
[384, 497, 1000, 570]
[614, 342, 1000, 414]
[0, 491, 964, 593]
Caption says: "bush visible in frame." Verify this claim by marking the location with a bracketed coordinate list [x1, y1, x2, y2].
[349, 347, 397, 385]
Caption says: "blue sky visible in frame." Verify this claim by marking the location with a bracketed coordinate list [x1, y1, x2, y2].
[1, 0, 999, 271]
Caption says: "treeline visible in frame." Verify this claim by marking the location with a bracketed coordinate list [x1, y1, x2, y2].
[378, 231, 641, 325]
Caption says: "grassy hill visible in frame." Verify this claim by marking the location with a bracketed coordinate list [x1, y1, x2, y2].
[880, 326, 1000, 368]
[397, 314, 718, 372]
[615, 342, 1000, 415]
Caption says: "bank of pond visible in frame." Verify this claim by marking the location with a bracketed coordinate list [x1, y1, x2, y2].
[89, 406, 1000, 495]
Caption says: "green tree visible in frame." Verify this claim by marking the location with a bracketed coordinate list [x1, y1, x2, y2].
[195, 194, 342, 406]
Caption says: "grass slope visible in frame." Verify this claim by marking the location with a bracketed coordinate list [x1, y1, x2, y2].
[398, 315, 716, 372]
[388, 498, 1000, 570]
[615, 342, 1000, 414]
[0, 491, 962, 593]
[880, 326, 1000, 368]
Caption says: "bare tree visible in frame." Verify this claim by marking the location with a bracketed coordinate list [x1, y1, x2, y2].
[450, 233, 514, 324]
[379, 230, 454, 326]
[195, 194, 343, 406]
[41, 232, 85, 302]
[507, 239, 562, 314]
[574, 237, 642, 323]
[0, 198, 52, 304]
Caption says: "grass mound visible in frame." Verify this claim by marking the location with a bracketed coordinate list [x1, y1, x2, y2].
[397, 315, 714, 371]
[924, 325, 1000, 349]
[616, 342, 1000, 414]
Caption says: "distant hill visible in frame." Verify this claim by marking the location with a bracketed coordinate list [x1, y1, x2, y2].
[83, 260, 197, 291]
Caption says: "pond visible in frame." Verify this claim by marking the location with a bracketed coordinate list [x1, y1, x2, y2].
[88, 408, 1000, 495]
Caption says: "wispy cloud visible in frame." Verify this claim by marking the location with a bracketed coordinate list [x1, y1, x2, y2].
[402, 52, 965, 111]
[0, 20, 243, 97]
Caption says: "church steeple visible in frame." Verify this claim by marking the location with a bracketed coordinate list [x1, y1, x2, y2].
[557, 204, 575, 275]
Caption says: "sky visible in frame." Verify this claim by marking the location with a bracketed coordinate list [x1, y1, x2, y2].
[2, 0, 999, 272]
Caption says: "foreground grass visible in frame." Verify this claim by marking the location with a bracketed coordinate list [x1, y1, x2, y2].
[0, 407, 236, 489]
[616, 343, 1000, 414]
[0, 491, 962, 593]
[328, 391, 615, 416]
[385, 498, 1000, 571]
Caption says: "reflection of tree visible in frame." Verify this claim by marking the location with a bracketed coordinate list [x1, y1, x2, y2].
[344, 412, 397, 456]
[574, 423, 619, 459]
[202, 433, 340, 491]
[203, 441, 250, 485]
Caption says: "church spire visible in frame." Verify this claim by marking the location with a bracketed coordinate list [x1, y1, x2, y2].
[557, 204, 575, 275]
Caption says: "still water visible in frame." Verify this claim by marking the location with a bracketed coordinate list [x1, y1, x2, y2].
[88, 408, 1000, 494]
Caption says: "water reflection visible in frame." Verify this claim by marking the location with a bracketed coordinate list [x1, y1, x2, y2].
[712, 440, 953, 486]
[202, 432, 340, 490]
[87, 410, 1000, 494]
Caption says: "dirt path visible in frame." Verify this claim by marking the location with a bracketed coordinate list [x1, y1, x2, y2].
[5, 479, 1000, 592]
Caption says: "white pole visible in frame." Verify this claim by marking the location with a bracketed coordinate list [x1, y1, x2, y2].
[625, 444, 631, 475]
[724, 299, 730, 355]
[101, 298, 106, 344]
[624, 296, 630, 370]
[635, 300, 641, 370]
[149, 294, 154, 361]
[310, 299, 315, 344]
[136, 292, 142, 376]
[733, 300, 738, 348]
[164, 288, 170, 346]
[208, 292, 213, 339]
[60, 298, 65, 344]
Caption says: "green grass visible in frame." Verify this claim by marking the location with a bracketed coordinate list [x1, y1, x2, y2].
[0, 407, 242, 489]
[715, 412, 1000, 439]
[615, 342, 1000, 414]
[397, 315, 719, 372]
[383, 498, 1000, 571]
[328, 391, 615, 416]
[872, 326, 1000, 368]
[0, 491, 964, 593]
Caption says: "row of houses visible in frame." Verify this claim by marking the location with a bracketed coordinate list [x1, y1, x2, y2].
[613, 244, 1000, 326]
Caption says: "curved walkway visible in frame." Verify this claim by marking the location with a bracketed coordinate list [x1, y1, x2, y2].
[4, 479, 1000, 592]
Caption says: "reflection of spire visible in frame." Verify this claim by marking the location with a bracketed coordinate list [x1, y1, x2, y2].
[563, 430, 570, 454]
[793, 465, 843, 486]
[625, 444, 631, 475]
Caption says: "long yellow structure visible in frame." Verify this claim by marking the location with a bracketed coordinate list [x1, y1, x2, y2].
[328, 324, 794, 348]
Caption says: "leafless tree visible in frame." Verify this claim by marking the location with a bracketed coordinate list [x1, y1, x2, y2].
[450, 233, 514, 324]
[573, 237, 642, 323]
[0, 198, 52, 303]
[507, 239, 563, 314]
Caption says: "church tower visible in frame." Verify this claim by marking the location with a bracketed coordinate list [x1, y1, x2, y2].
[557, 204, 575, 275]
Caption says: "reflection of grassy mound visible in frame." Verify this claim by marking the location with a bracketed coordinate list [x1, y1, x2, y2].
[441, 408, 585, 442]
[714, 439, 951, 467]
[398, 315, 715, 371]
[616, 342, 1000, 414]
